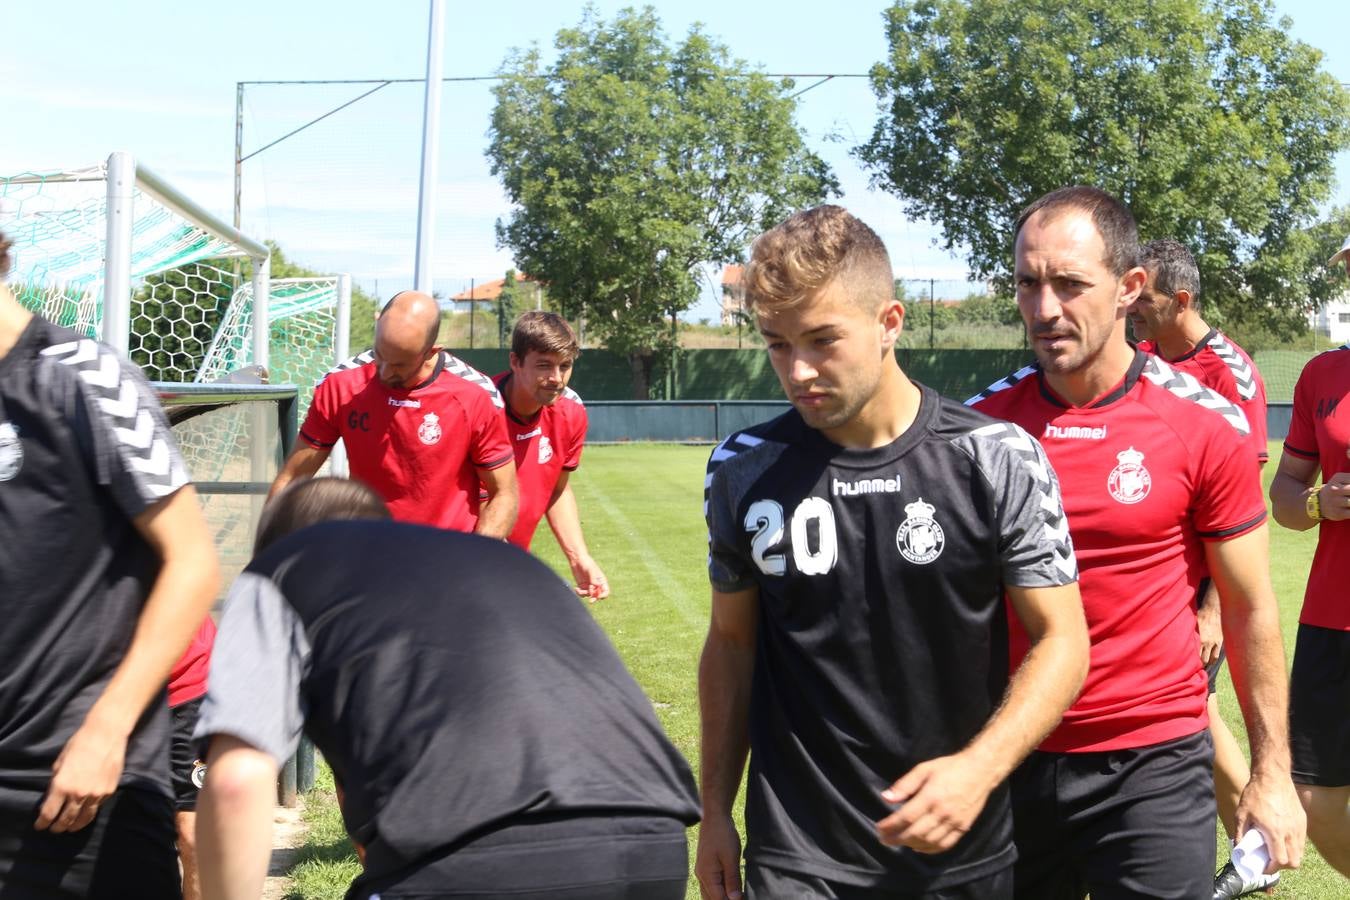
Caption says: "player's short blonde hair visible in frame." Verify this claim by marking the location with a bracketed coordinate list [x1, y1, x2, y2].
[743, 205, 893, 317]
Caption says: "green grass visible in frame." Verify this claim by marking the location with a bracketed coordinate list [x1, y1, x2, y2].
[286, 442, 1343, 898]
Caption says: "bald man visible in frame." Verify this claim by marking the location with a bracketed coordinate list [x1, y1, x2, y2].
[271, 291, 518, 537]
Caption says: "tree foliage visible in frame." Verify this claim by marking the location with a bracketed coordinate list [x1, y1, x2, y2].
[487, 5, 837, 397]
[858, 0, 1350, 342]
[497, 269, 520, 349]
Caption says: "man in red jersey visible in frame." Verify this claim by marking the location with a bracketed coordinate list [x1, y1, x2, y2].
[1128, 238, 1277, 897]
[168, 619, 216, 900]
[270, 291, 517, 537]
[968, 186, 1303, 899]
[494, 311, 608, 599]
[1267, 234, 1350, 877]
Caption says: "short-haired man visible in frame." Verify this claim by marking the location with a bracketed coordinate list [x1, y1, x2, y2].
[194, 478, 699, 900]
[698, 205, 1089, 899]
[495, 311, 607, 598]
[270, 290, 518, 537]
[1128, 238, 1276, 897]
[969, 186, 1304, 898]
[1267, 233, 1350, 878]
[0, 228, 220, 895]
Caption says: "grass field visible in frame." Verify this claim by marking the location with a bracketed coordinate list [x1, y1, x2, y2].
[286, 441, 1345, 899]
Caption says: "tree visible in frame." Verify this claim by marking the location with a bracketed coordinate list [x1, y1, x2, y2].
[858, 0, 1350, 338]
[497, 269, 520, 349]
[487, 5, 837, 397]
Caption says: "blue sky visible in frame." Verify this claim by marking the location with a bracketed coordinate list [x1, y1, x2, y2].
[1, 1, 1345, 321]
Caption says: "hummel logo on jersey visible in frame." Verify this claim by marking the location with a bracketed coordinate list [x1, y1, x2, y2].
[388, 397, 422, 408]
[833, 475, 902, 497]
[1043, 423, 1108, 440]
[516, 427, 542, 441]
[1108, 447, 1152, 504]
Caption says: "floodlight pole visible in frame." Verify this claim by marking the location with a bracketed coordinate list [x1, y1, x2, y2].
[413, 0, 446, 294]
[104, 151, 135, 356]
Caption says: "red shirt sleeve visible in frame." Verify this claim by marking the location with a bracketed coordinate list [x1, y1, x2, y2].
[563, 403, 588, 471]
[469, 388, 514, 470]
[299, 376, 341, 449]
[1240, 380, 1269, 463]
[1192, 420, 1267, 541]
[1284, 364, 1319, 460]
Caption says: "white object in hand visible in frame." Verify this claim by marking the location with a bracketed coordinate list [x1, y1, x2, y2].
[1231, 828, 1272, 881]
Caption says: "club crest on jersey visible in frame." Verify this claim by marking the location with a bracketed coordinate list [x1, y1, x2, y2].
[538, 435, 553, 464]
[191, 759, 207, 789]
[1108, 446, 1151, 504]
[896, 497, 945, 565]
[0, 422, 22, 482]
[418, 412, 442, 446]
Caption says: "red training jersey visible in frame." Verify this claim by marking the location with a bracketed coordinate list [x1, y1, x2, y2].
[1138, 329, 1269, 464]
[494, 373, 589, 550]
[301, 355, 513, 531]
[1283, 344, 1350, 630]
[970, 350, 1266, 752]
[168, 617, 216, 707]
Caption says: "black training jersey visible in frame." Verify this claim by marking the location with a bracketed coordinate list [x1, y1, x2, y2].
[198, 521, 700, 888]
[704, 384, 1076, 890]
[0, 317, 190, 813]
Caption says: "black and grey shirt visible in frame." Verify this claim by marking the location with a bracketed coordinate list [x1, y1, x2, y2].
[198, 521, 700, 886]
[0, 317, 190, 814]
[704, 384, 1076, 889]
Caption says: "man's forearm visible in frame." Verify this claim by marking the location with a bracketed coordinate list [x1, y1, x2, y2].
[961, 621, 1088, 785]
[91, 491, 220, 735]
[474, 484, 518, 539]
[1270, 472, 1317, 531]
[545, 483, 590, 562]
[197, 739, 278, 900]
[698, 632, 754, 817]
[1223, 600, 1292, 778]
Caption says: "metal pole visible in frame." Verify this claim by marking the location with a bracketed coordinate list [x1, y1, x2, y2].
[929, 278, 935, 349]
[331, 274, 352, 479]
[413, 0, 446, 293]
[251, 255, 271, 371]
[103, 152, 134, 355]
[468, 279, 474, 349]
[234, 83, 244, 233]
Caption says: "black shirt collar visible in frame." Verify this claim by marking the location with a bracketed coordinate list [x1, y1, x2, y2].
[1037, 348, 1148, 409]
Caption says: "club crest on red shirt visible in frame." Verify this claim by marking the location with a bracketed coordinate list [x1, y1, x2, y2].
[1108, 446, 1152, 504]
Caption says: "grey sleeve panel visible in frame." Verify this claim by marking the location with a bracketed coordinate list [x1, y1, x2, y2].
[958, 422, 1078, 588]
[704, 435, 768, 593]
[194, 573, 311, 767]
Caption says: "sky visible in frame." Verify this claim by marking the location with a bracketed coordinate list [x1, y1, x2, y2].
[1, 0, 1346, 322]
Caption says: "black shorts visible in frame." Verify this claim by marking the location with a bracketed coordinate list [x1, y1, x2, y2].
[1010, 730, 1215, 900]
[353, 812, 688, 900]
[0, 786, 181, 898]
[1289, 623, 1350, 787]
[745, 864, 1012, 899]
[169, 697, 207, 812]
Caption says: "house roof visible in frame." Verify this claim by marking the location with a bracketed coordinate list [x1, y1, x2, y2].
[451, 274, 538, 301]
[721, 264, 743, 287]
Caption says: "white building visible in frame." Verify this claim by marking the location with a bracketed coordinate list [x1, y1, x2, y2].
[1310, 293, 1350, 345]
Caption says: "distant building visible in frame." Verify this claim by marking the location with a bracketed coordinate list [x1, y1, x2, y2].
[721, 265, 745, 326]
[1310, 293, 1350, 345]
[449, 274, 542, 313]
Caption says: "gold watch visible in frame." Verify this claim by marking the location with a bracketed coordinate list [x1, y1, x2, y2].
[1306, 488, 1323, 522]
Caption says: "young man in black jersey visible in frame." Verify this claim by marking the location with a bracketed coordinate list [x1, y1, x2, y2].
[0, 228, 221, 897]
[194, 477, 699, 900]
[696, 205, 1090, 899]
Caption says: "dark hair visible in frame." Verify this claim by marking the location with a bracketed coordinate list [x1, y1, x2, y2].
[0, 229, 11, 279]
[744, 204, 893, 315]
[254, 477, 390, 554]
[511, 310, 579, 361]
[1140, 238, 1200, 305]
[1015, 186, 1140, 277]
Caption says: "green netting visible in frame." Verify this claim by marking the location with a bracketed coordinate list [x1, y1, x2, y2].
[1, 165, 239, 339]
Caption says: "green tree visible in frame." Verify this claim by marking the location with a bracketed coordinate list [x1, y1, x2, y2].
[497, 270, 520, 349]
[487, 5, 837, 397]
[858, 0, 1350, 336]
